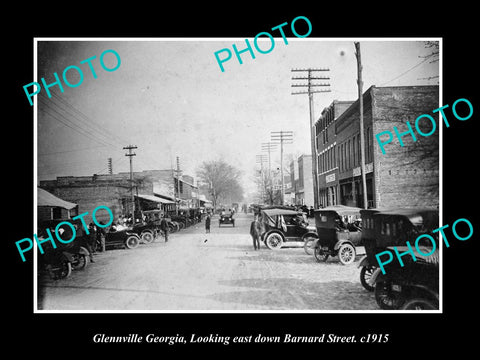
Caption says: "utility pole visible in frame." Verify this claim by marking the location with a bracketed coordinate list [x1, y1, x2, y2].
[173, 156, 182, 215]
[123, 145, 137, 217]
[354, 42, 369, 209]
[256, 154, 268, 203]
[107, 157, 113, 175]
[291, 68, 331, 209]
[261, 142, 277, 204]
[271, 131, 293, 205]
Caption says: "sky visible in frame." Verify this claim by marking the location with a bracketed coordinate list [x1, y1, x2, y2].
[36, 38, 439, 199]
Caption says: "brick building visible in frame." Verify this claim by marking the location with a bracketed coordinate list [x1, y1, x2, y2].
[314, 85, 439, 209]
[315, 100, 354, 207]
[39, 170, 198, 223]
[288, 154, 314, 206]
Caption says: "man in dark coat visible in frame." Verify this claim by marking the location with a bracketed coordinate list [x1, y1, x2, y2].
[249, 215, 262, 250]
[160, 214, 169, 242]
[205, 215, 211, 233]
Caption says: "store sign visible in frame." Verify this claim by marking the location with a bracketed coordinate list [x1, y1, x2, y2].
[353, 163, 373, 177]
[326, 173, 336, 183]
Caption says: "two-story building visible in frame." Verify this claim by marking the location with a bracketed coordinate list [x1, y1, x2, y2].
[314, 85, 439, 209]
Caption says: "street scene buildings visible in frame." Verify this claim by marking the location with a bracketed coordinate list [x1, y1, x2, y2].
[36, 39, 440, 312]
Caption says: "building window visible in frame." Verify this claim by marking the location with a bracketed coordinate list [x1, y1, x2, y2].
[357, 135, 361, 164]
[347, 139, 351, 170]
[333, 144, 336, 169]
[352, 136, 357, 167]
[52, 207, 62, 219]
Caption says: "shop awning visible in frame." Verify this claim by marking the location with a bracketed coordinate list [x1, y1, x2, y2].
[136, 194, 175, 204]
[37, 188, 77, 210]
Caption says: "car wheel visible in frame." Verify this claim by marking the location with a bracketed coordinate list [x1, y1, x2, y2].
[72, 254, 88, 270]
[265, 232, 284, 250]
[338, 243, 356, 265]
[303, 236, 318, 255]
[360, 266, 377, 292]
[400, 298, 438, 310]
[314, 245, 329, 262]
[374, 279, 405, 310]
[141, 230, 155, 244]
[125, 235, 140, 249]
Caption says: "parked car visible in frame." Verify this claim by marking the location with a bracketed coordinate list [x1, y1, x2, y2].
[259, 208, 317, 250]
[130, 222, 157, 244]
[105, 226, 140, 250]
[367, 208, 439, 310]
[219, 212, 235, 227]
[313, 205, 362, 265]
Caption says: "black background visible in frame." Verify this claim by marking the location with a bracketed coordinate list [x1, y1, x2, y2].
[6, 4, 477, 356]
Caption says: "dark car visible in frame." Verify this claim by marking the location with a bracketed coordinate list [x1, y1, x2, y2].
[367, 208, 439, 310]
[313, 205, 363, 265]
[219, 212, 235, 227]
[259, 208, 317, 250]
[105, 225, 140, 250]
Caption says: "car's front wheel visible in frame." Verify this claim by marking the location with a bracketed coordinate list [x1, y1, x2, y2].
[125, 235, 140, 249]
[265, 232, 284, 250]
[338, 243, 356, 265]
[141, 230, 155, 244]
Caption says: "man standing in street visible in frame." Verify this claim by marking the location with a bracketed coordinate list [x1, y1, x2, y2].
[160, 214, 169, 242]
[205, 214, 211, 233]
[250, 215, 262, 250]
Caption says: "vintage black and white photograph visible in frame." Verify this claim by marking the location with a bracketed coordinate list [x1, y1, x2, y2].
[34, 38, 441, 312]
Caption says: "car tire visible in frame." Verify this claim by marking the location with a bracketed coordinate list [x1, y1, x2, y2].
[374, 279, 405, 310]
[125, 235, 140, 249]
[303, 236, 318, 255]
[400, 298, 438, 310]
[314, 245, 329, 262]
[360, 266, 376, 292]
[265, 232, 284, 250]
[141, 230, 155, 244]
[72, 254, 88, 270]
[338, 243, 356, 265]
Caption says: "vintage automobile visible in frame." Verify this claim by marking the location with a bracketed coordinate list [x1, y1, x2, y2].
[357, 208, 384, 291]
[259, 208, 317, 250]
[219, 212, 235, 227]
[312, 205, 362, 265]
[129, 222, 157, 244]
[367, 208, 440, 310]
[105, 225, 141, 250]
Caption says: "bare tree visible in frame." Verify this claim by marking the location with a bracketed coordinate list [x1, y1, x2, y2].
[196, 160, 244, 209]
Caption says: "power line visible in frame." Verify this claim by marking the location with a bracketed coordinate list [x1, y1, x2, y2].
[379, 57, 429, 86]
[39, 97, 120, 149]
[49, 92, 130, 147]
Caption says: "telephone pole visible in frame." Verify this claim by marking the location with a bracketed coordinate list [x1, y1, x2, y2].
[256, 154, 268, 203]
[271, 131, 293, 205]
[354, 42, 368, 209]
[123, 145, 137, 216]
[261, 142, 277, 203]
[291, 68, 331, 209]
[173, 156, 182, 215]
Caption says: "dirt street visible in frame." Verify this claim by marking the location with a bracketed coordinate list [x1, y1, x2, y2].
[37, 213, 376, 311]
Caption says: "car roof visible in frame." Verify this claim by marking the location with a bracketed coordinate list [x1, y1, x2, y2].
[314, 205, 362, 216]
[261, 208, 302, 216]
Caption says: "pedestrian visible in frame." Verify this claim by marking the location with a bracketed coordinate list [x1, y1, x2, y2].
[160, 214, 169, 242]
[97, 221, 106, 252]
[250, 215, 262, 250]
[205, 214, 211, 233]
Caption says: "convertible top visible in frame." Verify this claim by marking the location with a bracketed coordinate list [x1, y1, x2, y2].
[314, 205, 362, 216]
[373, 208, 438, 229]
[261, 208, 302, 217]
